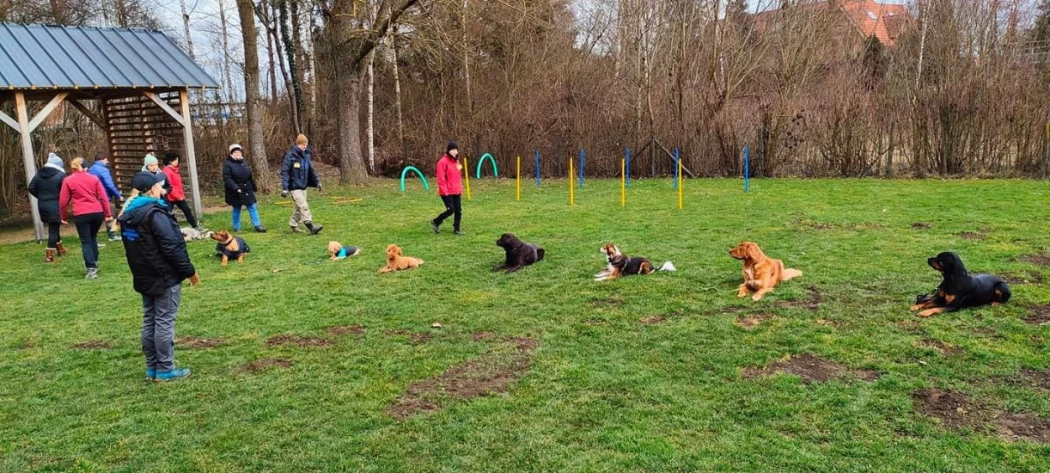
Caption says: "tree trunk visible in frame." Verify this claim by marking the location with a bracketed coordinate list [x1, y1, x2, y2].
[367, 50, 376, 173]
[390, 25, 405, 155]
[179, 0, 195, 59]
[279, 0, 303, 132]
[337, 69, 369, 183]
[237, 0, 273, 192]
[219, 0, 236, 106]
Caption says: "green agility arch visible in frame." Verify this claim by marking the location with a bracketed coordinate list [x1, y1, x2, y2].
[475, 153, 498, 179]
[400, 166, 430, 192]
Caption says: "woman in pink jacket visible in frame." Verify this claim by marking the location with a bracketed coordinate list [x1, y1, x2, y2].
[59, 157, 113, 279]
[431, 141, 465, 235]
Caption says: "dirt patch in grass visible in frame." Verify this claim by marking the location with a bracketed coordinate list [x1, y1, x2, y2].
[326, 325, 366, 336]
[70, 340, 112, 350]
[409, 333, 432, 344]
[389, 337, 539, 419]
[584, 318, 607, 326]
[1002, 271, 1044, 285]
[178, 336, 223, 349]
[996, 413, 1050, 443]
[919, 338, 963, 356]
[472, 332, 497, 341]
[1021, 252, 1050, 267]
[744, 354, 880, 384]
[911, 222, 933, 229]
[956, 231, 985, 240]
[639, 316, 666, 325]
[776, 286, 823, 311]
[243, 358, 293, 373]
[897, 319, 927, 335]
[590, 295, 624, 308]
[912, 389, 988, 430]
[721, 306, 745, 314]
[265, 335, 332, 348]
[735, 314, 773, 329]
[1024, 305, 1050, 326]
[1020, 368, 1050, 390]
[813, 319, 840, 328]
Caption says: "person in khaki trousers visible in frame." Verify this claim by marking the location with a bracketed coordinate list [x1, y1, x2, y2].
[279, 134, 324, 235]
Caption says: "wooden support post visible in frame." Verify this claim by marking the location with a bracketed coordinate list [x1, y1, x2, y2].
[179, 89, 203, 218]
[26, 92, 68, 132]
[15, 92, 44, 241]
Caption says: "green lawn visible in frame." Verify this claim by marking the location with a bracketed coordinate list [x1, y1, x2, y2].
[2, 178, 1049, 472]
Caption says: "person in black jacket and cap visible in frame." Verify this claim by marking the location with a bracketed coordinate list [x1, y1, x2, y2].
[119, 171, 199, 382]
[222, 143, 266, 233]
[279, 134, 323, 235]
[28, 152, 68, 262]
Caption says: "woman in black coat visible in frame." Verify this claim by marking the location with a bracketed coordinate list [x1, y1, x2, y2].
[222, 144, 266, 233]
[28, 153, 68, 262]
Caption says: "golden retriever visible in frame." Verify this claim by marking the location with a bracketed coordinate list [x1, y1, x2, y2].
[729, 241, 802, 301]
[378, 244, 424, 273]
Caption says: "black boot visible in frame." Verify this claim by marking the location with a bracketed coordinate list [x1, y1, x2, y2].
[305, 221, 323, 235]
[255, 225, 268, 233]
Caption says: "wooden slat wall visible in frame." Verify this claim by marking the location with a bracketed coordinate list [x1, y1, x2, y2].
[103, 92, 191, 204]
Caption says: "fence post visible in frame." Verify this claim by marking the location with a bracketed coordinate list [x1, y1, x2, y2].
[625, 147, 631, 188]
[578, 148, 585, 188]
[535, 149, 541, 187]
[886, 122, 895, 179]
[744, 145, 750, 193]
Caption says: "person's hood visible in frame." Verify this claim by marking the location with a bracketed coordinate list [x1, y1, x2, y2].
[118, 196, 167, 226]
[38, 166, 64, 179]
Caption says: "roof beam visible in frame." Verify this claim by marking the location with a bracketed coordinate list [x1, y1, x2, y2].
[0, 109, 18, 132]
[67, 98, 106, 130]
[26, 92, 68, 133]
[143, 91, 185, 127]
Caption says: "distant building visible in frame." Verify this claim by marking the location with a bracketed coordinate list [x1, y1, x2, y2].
[753, 0, 914, 49]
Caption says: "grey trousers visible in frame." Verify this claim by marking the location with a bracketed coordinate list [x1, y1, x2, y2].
[289, 189, 313, 227]
[142, 284, 181, 372]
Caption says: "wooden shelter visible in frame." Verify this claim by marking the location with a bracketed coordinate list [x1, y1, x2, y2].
[0, 23, 220, 240]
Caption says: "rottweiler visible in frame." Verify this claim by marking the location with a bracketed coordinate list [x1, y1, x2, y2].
[911, 251, 1011, 317]
[494, 233, 545, 273]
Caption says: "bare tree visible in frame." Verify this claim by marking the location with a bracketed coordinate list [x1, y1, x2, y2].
[237, 0, 274, 191]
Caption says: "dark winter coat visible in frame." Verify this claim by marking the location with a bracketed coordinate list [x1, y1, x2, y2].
[279, 146, 320, 191]
[222, 156, 258, 206]
[28, 166, 66, 224]
[119, 197, 196, 296]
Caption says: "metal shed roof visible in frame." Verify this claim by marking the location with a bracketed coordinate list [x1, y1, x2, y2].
[0, 23, 220, 90]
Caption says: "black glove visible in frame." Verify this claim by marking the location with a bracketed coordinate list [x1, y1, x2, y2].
[281, 190, 289, 198]
[316, 183, 323, 193]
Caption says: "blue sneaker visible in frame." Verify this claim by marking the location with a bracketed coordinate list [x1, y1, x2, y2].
[146, 368, 156, 380]
[155, 368, 191, 382]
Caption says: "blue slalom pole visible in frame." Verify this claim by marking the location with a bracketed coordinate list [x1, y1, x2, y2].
[625, 148, 631, 188]
[578, 148, 585, 188]
[673, 148, 680, 190]
[535, 149, 541, 188]
[744, 145, 750, 193]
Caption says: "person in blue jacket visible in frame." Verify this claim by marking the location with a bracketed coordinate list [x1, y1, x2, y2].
[279, 134, 323, 235]
[89, 153, 124, 241]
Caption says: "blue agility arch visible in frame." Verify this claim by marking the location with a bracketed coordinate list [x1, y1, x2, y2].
[475, 153, 498, 179]
[400, 166, 430, 192]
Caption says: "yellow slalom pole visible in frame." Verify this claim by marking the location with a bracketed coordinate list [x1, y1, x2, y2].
[569, 158, 575, 206]
[621, 158, 626, 208]
[463, 156, 472, 200]
[516, 156, 521, 202]
[677, 156, 684, 210]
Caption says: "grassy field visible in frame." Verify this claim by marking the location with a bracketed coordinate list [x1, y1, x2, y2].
[2, 178, 1050, 472]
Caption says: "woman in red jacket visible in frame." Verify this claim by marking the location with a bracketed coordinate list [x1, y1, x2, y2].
[162, 152, 201, 230]
[431, 141, 465, 235]
[60, 157, 113, 279]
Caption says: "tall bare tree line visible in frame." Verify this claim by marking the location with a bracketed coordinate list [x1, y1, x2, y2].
[5, 0, 1050, 216]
